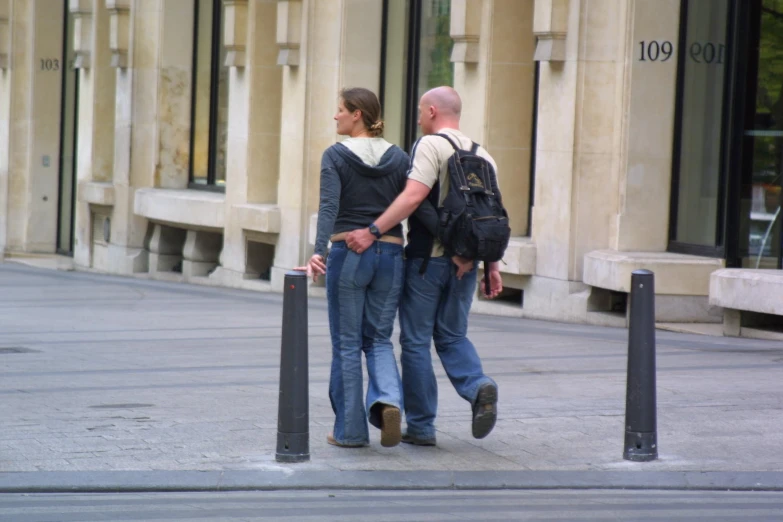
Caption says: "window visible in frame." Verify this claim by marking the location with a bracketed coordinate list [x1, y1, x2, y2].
[381, 0, 453, 151]
[670, 0, 783, 268]
[735, 0, 783, 268]
[669, 0, 732, 255]
[189, 0, 228, 189]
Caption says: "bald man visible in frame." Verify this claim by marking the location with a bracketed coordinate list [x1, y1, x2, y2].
[346, 87, 502, 445]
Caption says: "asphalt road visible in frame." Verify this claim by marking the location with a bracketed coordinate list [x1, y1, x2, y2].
[2, 490, 782, 521]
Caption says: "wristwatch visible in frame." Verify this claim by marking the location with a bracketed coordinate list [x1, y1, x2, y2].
[368, 223, 383, 239]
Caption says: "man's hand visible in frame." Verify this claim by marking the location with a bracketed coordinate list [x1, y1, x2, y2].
[294, 254, 326, 282]
[482, 269, 503, 299]
[345, 228, 375, 254]
[451, 255, 474, 279]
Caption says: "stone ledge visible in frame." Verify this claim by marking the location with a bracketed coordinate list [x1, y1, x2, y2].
[709, 269, 783, 316]
[233, 204, 281, 234]
[501, 237, 536, 275]
[134, 188, 225, 231]
[79, 181, 115, 206]
[583, 250, 724, 296]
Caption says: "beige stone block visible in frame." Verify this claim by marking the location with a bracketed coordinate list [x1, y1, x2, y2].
[310, 0, 341, 63]
[225, 134, 248, 200]
[584, 249, 724, 295]
[233, 203, 281, 233]
[580, 0, 624, 62]
[79, 181, 115, 205]
[572, 153, 616, 279]
[709, 269, 783, 316]
[157, 66, 192, 189]
[340, 0, 381, 90]
[577, 60, 619, 154]
[129, 122, 156, 187]
[535, 61, 577, 153]
[134, 188, 226, 231]
[113, 123, 132, 184]
[490, 147, 530, 235]
[308, 64, 341, 138]
[633, 0, 679, 39]
[247, 133, 281, 204]
[486, 63, 535, 150]
[530, 149, 573, 279]
[249, 1, 278, 66]
[501, 236, 536, 275]
[132, 8, 159, 70]
[160, 0, 194, 68]
[491, 0, 535, 64]
[654, 294, 722, 323]
[248, 70, 282, 136]
[616, 155, 672, 251]
[131, 68, 159, 125]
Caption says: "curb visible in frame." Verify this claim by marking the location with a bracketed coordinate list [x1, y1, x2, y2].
[2, 471, 783, 493]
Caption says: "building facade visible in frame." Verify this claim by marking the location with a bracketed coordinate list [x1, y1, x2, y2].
[1, 0, 781, 338]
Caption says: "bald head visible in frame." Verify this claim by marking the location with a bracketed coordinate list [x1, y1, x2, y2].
[421, 86, 462, 118]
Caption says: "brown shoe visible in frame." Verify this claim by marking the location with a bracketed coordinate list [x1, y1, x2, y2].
[380, 406, 402, 447]
[326, 433, 367, 448]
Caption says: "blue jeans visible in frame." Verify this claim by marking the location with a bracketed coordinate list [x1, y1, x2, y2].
[326, 241, 404, 445]
[399, 256, 496, 439]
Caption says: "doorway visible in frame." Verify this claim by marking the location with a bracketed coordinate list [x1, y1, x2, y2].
[56, 9, 78, 255]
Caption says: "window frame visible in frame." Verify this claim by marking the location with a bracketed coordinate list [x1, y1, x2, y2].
[188, 0, 225, 192]
[667, 0, 737, 258]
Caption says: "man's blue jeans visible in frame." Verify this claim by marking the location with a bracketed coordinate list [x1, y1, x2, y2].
[326, 240, 404, 445]
[399, 256, 496, 440]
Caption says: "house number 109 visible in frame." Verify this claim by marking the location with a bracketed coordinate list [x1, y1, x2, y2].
[638, 40, 674, 62]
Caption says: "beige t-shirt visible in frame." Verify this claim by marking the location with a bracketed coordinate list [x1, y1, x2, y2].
[407, 128, 499, 257]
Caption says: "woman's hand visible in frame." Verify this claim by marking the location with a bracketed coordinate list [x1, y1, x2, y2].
[294, 254, 327, 282]
[451, 255, 474, 280]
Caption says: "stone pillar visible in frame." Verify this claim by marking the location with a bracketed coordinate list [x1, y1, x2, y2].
[271, 0, 315, 289]
[215, 0, 282, 284]
[530, 0, 581, 281]
[73, 0, 116, 268]
[182, 229, 222, 277]
[104, 0, 148, 273]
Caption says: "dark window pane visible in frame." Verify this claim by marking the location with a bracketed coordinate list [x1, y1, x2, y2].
[673, 0, 730, 246]
[740, 0, 783, 268]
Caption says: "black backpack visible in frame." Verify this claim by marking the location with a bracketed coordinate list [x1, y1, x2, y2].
[435, 133, 510, 270]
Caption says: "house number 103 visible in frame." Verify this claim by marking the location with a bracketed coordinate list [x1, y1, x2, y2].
[40, 58, 60, 71]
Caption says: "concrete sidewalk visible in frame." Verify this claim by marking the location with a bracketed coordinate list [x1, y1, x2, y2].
[1, 262, 782, 491]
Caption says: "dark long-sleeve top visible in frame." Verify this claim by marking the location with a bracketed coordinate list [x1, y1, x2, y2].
[313, 140, 439, 257]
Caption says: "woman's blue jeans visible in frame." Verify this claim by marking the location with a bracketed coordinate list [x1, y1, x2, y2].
[326, 240, 404, 445]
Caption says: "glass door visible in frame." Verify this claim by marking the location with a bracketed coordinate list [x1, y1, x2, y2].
[57, 9, 78, 255]
[669, 0, 733, 257]
[736, 0, 783, 269]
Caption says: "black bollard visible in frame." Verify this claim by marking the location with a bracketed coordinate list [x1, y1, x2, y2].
[275, 270, 310, 463]
[623, 269, 658, 462]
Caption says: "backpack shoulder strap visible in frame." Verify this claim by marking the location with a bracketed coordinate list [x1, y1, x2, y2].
[470, 142, 479, 154]
[434, 133, 462, 152]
